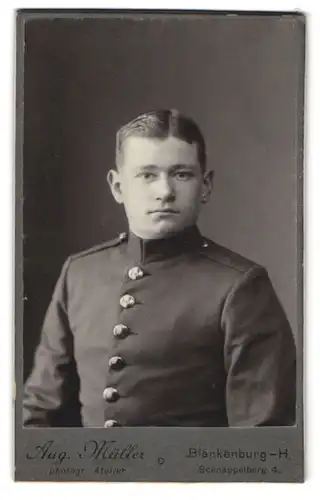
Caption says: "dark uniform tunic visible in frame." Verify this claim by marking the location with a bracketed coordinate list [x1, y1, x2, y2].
[23, 226, 296, 427]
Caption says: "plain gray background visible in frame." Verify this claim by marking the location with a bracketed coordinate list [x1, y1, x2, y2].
[23, 13, 303, 379]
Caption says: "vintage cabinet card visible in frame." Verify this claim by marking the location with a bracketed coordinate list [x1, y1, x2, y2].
[15, 9, 304, 482]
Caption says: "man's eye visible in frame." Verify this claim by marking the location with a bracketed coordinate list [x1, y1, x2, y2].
[175, 171, 194, 180]
[137, 172, 156, 180]
[143, 172, 156, 180]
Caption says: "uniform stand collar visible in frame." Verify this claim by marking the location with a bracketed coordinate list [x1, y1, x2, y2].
[127, 225, 203, 264]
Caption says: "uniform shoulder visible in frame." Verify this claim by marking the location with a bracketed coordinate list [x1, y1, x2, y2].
[69, 232, 128, 262]
[200, 237, 262, 274]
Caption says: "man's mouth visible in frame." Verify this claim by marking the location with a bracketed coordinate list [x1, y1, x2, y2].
[149, 208, 179, 214]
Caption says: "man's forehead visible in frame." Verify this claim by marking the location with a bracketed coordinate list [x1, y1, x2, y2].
[121, 136, 199, 167]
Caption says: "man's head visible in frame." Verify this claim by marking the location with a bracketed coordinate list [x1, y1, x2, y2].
[107, 109, 213, 239]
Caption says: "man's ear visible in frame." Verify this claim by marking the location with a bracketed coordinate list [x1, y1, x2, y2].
[107, 169, 123, 204]
[201, 169, 214, 204]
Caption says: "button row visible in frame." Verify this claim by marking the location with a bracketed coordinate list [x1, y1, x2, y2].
[103, 263, 144, 429]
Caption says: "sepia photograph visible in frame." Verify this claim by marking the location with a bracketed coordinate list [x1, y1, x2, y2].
[15, 9, 304, 481]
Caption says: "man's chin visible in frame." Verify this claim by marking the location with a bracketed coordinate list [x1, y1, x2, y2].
[129, 216, 194, 240]
[144, 220, 186, 239]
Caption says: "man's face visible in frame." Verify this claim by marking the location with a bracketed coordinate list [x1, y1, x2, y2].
[108, 136, 212, 239]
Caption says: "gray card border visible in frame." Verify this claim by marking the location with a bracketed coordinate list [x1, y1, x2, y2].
[14, 9, 305, 483]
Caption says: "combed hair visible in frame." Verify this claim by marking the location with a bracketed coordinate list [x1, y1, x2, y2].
[116, 109, 206, 171]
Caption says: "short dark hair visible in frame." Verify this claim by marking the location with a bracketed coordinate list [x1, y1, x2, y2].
[116, 109, 206, 171]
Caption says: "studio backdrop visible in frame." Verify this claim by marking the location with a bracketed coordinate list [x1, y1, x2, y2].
[22, 14, 303, 379]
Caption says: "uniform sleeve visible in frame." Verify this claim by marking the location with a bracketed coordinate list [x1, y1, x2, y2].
[221, 265, 296, 427]
[23, 258, 82, 427]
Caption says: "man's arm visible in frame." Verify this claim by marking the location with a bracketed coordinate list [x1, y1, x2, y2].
[23, 259, 82, 427]
[221, 266, 296, 427]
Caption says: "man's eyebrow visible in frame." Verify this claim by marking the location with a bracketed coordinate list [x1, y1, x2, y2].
[170, 163, 198, 170]
[134, 163, 199, 172]
[135, 164, 158, 171]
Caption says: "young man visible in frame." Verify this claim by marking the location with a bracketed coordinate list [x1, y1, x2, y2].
[23, 109, 296, 427]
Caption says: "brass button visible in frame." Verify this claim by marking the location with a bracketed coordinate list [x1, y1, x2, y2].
[119, 232, 127, 242]
[109, 356, 126, 370]
[113, 324, 129, 338]
[103, 387, 119, 402]
[119, 294, 135, 309]
[128, 266, 144, 280]
[104, 419, 120, 428]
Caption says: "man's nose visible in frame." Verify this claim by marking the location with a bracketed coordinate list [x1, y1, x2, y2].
[154, 176, 175, 201]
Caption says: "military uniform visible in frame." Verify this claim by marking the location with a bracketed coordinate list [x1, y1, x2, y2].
[23, 226, 296, 427]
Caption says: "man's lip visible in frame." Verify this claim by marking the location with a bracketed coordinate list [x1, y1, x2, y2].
[149, 209, 179, 214]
